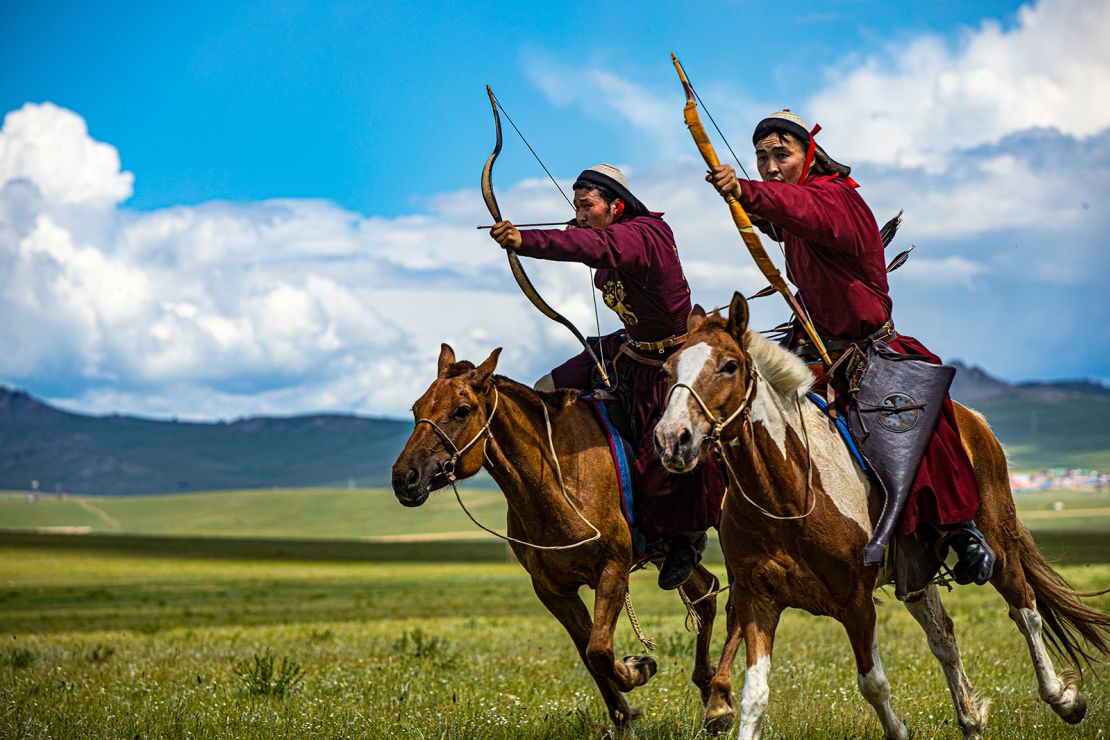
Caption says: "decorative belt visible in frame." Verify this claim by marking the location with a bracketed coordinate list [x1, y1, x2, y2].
[626, 332, 687, 354]
[795, 321, 896, 357]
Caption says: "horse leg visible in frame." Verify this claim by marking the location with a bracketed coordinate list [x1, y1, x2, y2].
[681, 562, 720, 705]
[587, 564, 657, 694]
[991, 548, 1088, 724]
[734, 596, 783, 740]
[530, 578, 638, 730]
[956, 402, 1089, 723]
[703, 586, 743, 734]
[903, 584, 988, 738]
[843, 597, 908, 740]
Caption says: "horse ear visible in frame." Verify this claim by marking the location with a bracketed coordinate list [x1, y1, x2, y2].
[727, 291, 749, 338]
[471, 347, 502, 388]
[437, 343, 456, 377]
[688, 304, 707, 334]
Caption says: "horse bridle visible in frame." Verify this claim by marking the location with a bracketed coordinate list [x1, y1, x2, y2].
[413, 384, 603, 551]
[414, 386, 500, 482]
[664, 355, 760, 448]
[666, 354, 816, 521]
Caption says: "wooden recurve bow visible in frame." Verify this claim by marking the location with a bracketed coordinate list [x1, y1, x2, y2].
[671, 53, 832, 366]
[481, 85, 612, 389]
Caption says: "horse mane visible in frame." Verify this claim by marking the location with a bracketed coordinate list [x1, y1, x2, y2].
[491, 375, 581, 411]
[744, 330, 814, 398]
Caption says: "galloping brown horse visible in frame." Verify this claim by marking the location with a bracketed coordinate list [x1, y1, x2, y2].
[654, 293, 1110, 739]
[391, 343, 721, 730]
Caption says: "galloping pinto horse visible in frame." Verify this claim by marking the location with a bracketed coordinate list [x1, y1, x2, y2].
[391, 344, 721, 730]
[654, 293, 1110, 739]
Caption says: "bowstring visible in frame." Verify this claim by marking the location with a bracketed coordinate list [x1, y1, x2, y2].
[683, 64, 819, 334]
[490, 91, 607, 377]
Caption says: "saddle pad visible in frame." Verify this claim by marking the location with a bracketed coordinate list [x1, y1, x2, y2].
[582, 395, 661, 558]
[807, 393, 870, 473]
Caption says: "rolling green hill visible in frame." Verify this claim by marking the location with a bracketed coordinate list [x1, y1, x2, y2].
[0, 388, 412, 495]
[1, 361, 1107, 496]
[949, 361, 1110, 470]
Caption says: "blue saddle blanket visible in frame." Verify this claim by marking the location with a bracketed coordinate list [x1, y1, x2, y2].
[806, 393, 869, 473]
[582, 395, 662, 558]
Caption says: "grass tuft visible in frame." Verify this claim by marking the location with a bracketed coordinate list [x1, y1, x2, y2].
[392, 627, 458, 668]
[232, 648, 305, 698]
[3, 645, 34, 668]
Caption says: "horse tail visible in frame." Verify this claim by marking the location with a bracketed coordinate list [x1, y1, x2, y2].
[1015, 521, 1110, 673]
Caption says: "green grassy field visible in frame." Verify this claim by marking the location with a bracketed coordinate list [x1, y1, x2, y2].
[1, 487, 1108, 737]
[3, 485, 1109, 539]
[1, 537, 1108, 738]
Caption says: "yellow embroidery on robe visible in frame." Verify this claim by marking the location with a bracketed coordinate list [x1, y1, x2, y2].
[602, 280, 639, 326]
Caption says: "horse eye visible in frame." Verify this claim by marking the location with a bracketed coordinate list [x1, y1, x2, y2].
[720, 360, 739, 375]
[453, 406, 472, 420]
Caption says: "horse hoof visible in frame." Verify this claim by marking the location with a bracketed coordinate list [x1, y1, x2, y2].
[1056, 683, 1087, 724]
[703, 708, 734, 736]
[611, 705, 643, 732]
[622, 655, 657, 683]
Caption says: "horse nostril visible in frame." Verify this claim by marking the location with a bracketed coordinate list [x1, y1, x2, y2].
[678, 428, 692, 447]
[404, 468, 419, 487]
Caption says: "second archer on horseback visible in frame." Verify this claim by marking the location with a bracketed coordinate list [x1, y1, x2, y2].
[705, 109, 994, 586]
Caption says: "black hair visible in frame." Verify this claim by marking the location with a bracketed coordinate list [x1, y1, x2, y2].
[572, 179, 620, 204]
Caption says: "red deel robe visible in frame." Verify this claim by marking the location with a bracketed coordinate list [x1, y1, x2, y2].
[517, 216, 725, 538]
[737, 177, 980, 534]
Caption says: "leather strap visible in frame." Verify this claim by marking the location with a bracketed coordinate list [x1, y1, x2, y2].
[795, 321, 896, 358]
[619, 343, 667, 367]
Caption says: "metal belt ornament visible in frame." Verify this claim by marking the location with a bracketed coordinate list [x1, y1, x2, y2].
[670, 53, 832, 367]
[481, 85, 612, 389]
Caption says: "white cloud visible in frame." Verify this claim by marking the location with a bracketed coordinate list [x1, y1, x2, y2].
[809, 0, 1110, 170]
[0, 104, 602, 419]
[0, 102, 133, 205]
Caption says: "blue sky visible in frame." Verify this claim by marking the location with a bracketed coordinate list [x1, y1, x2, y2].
[2, 0, 1025, 214]
[2, 0, 1108, 420]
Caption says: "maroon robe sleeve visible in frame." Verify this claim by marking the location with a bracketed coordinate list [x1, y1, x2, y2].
[515, 219, 667, 276]
[737, 179, 868, 255]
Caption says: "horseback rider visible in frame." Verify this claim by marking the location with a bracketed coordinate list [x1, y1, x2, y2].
[705, 110, 995, 586]
[488, 164, 725, 590]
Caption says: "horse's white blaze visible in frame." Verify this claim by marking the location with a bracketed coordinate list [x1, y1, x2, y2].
[737, 655, 771, 740]
[1011, 606, 1083, 712]
[661, 341, 713, 428]
[857, 638, 908, 740]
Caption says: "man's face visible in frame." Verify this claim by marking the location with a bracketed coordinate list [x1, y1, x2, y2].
[755, 133, 807, 184]
[574, 188, 620, 228]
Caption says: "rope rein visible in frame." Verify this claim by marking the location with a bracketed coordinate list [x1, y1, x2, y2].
[417, 384, 651, 651]
[415, 386, 602, 551]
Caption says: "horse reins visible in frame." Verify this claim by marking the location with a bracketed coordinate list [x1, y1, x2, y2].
[668, 358, 817, 521]
[414, 386, 602, 551]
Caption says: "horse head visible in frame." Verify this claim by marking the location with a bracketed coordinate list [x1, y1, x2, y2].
[391, 343, 502, 507]
[655, 291, 755, 474]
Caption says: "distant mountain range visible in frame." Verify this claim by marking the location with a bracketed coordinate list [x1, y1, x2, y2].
[1, 361, 1107, 494]
[0, 389, 411, 495]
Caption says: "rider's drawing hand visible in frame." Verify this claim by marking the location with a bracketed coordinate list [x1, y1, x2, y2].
[488, 220, 522, 251]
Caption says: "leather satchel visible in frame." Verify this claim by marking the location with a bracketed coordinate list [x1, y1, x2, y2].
[837, 341, 956, 567]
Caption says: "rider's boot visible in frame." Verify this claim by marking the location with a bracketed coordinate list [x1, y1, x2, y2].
[658, 531, 707, 590]
[937, 522, 995, 585]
